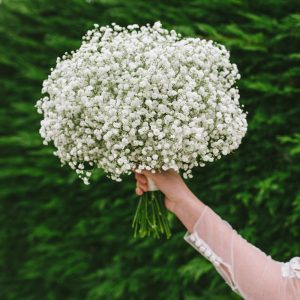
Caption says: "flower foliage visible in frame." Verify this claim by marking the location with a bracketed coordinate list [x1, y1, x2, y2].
[35, 21, 247, 184]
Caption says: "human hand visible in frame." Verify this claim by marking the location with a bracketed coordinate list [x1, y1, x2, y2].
[133, 168, 194, 213]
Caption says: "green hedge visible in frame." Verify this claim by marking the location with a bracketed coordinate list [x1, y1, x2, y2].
[1, 0, 300, 299]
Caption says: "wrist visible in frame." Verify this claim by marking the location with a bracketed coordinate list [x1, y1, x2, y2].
[171, 193, 206, 233]
[171, 192, 198, 214]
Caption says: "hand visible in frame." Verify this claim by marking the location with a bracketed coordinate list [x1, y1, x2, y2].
[133, 168, 195, 213]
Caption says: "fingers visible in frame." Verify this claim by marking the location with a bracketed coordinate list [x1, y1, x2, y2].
[138, 181, 148, 191]
[135, 182, 148, 195]
[135, 172, 147, 184]
[135, 186, 143, 196]
[132, 168, 152, 196]
[133, 169, 148, 184]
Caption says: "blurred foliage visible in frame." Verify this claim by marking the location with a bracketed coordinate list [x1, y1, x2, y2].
[1, 0, 300, 299]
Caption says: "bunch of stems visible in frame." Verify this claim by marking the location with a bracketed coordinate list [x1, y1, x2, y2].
[132, 190, 172, 239]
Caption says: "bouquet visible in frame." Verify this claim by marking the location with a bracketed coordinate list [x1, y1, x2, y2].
[35, 21, 247, 239]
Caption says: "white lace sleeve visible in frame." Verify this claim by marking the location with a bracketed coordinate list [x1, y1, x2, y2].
[183, 205, 300, 299]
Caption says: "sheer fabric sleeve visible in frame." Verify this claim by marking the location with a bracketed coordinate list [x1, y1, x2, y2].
[183, 204, 300, 300]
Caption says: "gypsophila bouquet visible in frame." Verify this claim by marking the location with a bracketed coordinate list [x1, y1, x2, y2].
[35, 21, 247, 239]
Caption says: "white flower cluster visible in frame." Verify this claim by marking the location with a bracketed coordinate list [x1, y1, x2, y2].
[35, 21, 248, 184]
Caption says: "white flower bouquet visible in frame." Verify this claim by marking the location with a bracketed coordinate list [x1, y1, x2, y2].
[35, 21, 247, 239]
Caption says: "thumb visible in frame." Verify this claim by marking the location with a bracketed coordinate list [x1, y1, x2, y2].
[141, 169, 161, 191]
[132, 167, 156, 180]
[141, 169, 163, 186]
[140, 169, 154, 179]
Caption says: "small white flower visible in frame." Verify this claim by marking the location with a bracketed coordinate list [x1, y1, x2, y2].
[35, 21, 247, 183]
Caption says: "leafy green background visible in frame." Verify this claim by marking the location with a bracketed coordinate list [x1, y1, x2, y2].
[1, 0, 300, 299]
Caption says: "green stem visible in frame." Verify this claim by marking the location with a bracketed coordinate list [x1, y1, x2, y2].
[157, 192, 172, 238]
[132, 195, 142, 238]
[132, 190, 172, 239]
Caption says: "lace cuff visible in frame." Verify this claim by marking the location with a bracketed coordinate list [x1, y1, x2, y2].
[281, 257, 300, 279]
[184, 230, 223, 266]
[183, 204, 300, 299]
[183, 205, 244, 297]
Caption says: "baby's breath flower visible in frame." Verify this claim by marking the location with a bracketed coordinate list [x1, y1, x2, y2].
[35, 21, 248, 185]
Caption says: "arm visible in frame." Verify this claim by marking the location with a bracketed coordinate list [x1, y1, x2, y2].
[172, 193, 300, 300]
[134, 169, 300, 300]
